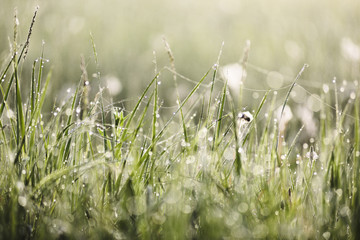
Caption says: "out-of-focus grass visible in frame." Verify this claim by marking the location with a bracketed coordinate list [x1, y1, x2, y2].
[1, 5, 360, 240]
[0, 0, 359, 108]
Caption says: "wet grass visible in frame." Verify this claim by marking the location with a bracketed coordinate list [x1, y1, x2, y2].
[1, 10, 360, 240]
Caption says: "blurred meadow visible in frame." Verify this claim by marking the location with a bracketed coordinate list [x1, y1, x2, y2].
[1, 0, 359, 107]
[1, 0, 360, 239]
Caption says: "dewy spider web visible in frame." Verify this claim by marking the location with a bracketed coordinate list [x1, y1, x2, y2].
[155, 61, 357, 122]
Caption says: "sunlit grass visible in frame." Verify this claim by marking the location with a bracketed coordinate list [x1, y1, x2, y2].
[1, 9, 360, 240]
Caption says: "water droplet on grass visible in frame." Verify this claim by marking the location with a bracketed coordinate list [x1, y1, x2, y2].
[182, 205, 192, 214]
[238, 202, 248, 213]
[18, 196, 27, 207]
[322, 232, 331, 240]
[336, 189, 343, 197]
[198, 127, 207, 139]
[350, 92, 356, 99]
[186, 156, 195, 164]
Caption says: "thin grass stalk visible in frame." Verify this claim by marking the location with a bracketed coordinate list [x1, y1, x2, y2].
[228, 93, 241, 176]
[214, 79, 227, 150]
[275, 64, 308, 160]
[0, 7, 38, 119]
[237, 40, 251, 108]
[352, 84, 360, 237]
[149, 79, 159, 183]
[119, 72, 159, 143]
[139, 68, 212, 165]
[207, 42, 223, 125]
[119, 92, 154, 189]
[163, 38, 188, 146]
[242, 90, 269, 147]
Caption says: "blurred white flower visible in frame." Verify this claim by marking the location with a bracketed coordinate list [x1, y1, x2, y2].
[104, 75, 122, 96]
[341, 37, 360, 62]
[220, 63, 246, 92]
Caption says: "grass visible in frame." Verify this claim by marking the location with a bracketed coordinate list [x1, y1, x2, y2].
[1, 10, 360, 240]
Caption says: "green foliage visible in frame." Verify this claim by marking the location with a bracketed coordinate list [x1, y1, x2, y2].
[1, 9, 360, 240]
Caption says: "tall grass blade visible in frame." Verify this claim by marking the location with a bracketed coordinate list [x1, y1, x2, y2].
[275, 64, 308, 155]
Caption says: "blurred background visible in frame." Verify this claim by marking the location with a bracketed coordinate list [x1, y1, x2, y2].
[0, 0, 359, 113]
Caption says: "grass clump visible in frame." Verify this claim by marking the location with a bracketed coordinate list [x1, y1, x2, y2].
[1, 9, 360, 240]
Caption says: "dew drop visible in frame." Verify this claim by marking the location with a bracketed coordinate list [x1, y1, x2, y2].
[18, 196, 27, 207]
[323, 232, 331, 240]
[252, 92, 259, 99]
[186, 156, 195, 164]
[350, 92, 356, 100]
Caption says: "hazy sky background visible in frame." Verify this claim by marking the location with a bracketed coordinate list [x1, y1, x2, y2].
[1, 0, 359, 107]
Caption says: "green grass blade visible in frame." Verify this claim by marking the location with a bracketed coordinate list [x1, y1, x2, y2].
[214, 78, 227, 150]
[275, 64, 308, 154]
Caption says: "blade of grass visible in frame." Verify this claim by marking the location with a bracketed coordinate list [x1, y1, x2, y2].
[213, 78, 227, 150]
[119, 72, 160, 143]
[242, 90, 269, 147]
[138, 68, 212, 165]
[275, 64, 308, 156]
[163, 38, 188, 146]
[207, 42, 224, 125]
